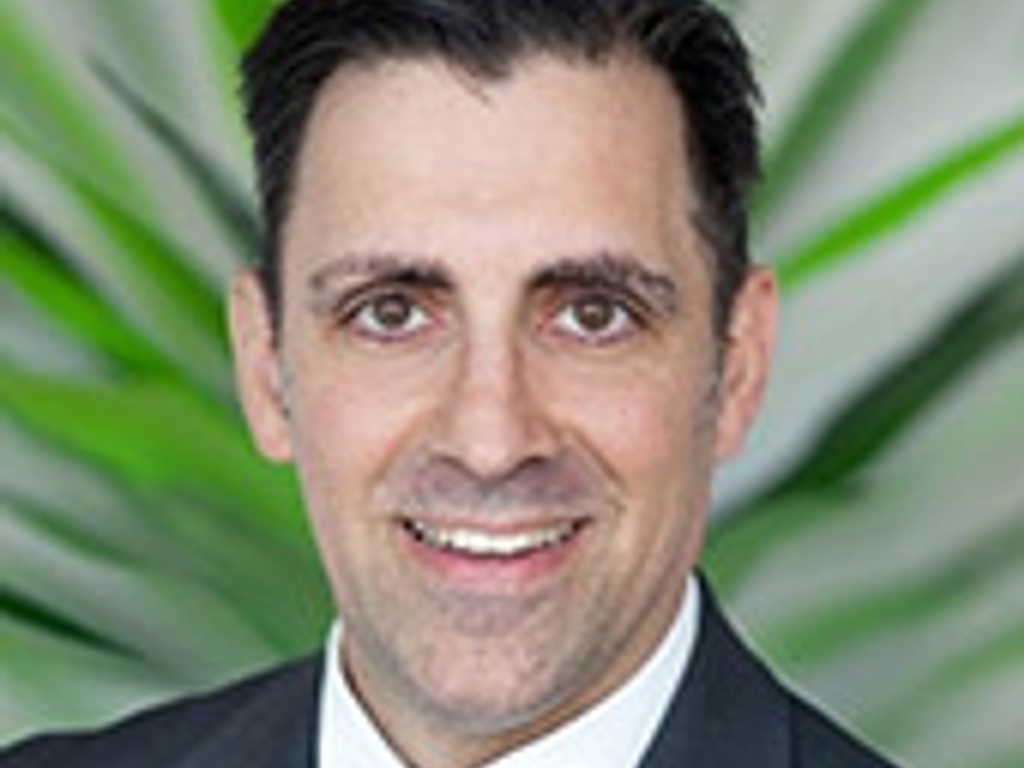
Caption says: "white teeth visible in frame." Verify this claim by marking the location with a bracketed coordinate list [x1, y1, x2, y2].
[405, 520, 579, 557]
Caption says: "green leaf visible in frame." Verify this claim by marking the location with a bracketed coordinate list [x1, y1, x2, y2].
[776, 114, 1024, 288]
[92, 61, 261, 257]
[209, 0, 283, 55]
[0, 515, 284, 682]
[762, 510, 1024, 670]
[1, 67, 233, 397]
[867, 615, 1024, 747]
[0, 366, 302, 544]
[709, 252, 1024, 588]
[0, 488, 327, 658]
[0, 4, 147, 212]
[0, 215, 171, 376]
[24, 163, 233, 398]
[755, 0, 933, 219]
[771, 252, 1024, 494]
[0, 489, 142, 578]
[0, 616, 175, 744]
[704, 492, 828, 596]
[0, 586, 135, 659]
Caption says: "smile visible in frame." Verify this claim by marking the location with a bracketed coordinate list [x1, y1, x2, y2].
[402, 519, 586, 558]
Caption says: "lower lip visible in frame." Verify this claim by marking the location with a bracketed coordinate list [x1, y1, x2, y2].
[398, 522, 588, 592]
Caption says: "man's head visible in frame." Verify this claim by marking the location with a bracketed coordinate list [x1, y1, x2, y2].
[241, 0, 761, 334]
[231, 2, 775, 766]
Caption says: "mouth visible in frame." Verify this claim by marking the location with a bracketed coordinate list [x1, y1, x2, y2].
[400, 518, 588, 560]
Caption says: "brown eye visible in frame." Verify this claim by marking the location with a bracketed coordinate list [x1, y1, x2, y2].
[573, 296, 618, 333]
[372, 295, 414, 329]
[347, 292, 432, 341]
[550, 293, 638, 344]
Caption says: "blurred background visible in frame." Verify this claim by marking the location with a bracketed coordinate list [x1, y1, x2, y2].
[1, 0, 1022, 765]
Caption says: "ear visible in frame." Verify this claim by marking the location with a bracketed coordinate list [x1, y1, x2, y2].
[228, 270, 293, 462]
[713, 267, 777, 461]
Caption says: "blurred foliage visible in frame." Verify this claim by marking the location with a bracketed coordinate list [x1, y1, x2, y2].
[1, 0, 1023, 765]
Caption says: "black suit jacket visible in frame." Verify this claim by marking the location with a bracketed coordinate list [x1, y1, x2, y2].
[0, 589, 898, 767]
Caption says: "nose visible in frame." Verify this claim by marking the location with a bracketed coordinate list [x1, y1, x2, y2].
[428, 336, 557, 480]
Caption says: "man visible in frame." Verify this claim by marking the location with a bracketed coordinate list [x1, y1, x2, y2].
[0, 0, 900, 766]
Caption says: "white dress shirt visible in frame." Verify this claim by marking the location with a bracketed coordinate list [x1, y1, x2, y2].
[317, 575, 701, 768]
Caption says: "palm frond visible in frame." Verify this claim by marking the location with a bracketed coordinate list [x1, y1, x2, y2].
[777, 115, 1024, 286]
[755, 0, 934, 218]
[709, 250, 1024, 584]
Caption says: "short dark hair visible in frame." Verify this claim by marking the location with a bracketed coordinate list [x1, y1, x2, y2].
[242, 0, 760, 332]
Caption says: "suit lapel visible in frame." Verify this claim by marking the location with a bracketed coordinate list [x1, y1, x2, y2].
[639, 582, 791, 768]
[181, 658, 321, 768]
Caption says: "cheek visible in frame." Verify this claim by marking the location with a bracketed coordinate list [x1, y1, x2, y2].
[552, 361, 716, 551]
[284, 355, 441, 531]
[557, 361, 713, 484]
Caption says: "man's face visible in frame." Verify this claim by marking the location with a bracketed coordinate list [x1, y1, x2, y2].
[231, 56, 774, 764]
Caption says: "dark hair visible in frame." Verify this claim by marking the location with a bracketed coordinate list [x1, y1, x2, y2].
[242, 0, 760, 332]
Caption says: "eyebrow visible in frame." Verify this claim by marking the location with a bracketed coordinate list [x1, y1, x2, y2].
[528, 251, 681, 317]
[306, 252, 453, 310]
[304, 249, 681, 317]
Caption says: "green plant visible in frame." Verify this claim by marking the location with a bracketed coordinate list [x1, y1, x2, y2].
[1, 1, 1022, 765]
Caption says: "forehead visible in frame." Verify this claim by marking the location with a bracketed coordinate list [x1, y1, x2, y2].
[284, 54, 703, 283]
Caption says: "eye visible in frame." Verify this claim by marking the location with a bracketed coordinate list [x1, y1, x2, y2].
[345, 292, 433, 342]
[549, 293, 640, 345]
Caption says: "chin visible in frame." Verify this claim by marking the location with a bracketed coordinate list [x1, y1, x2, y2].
[406, 637, 598, 742]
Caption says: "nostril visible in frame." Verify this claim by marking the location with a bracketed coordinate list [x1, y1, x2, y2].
[432, 388, 554, 479]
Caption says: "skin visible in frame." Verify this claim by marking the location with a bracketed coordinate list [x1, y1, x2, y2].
[230, 55, 776, 768]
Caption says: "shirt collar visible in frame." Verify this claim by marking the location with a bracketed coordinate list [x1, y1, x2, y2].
[318, 574, 701, 768]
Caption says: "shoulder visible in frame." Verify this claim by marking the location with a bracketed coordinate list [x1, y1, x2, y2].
[0, 656, 321, 768]
[674, 578, 903, 768]
[786, 692, 901, 768]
